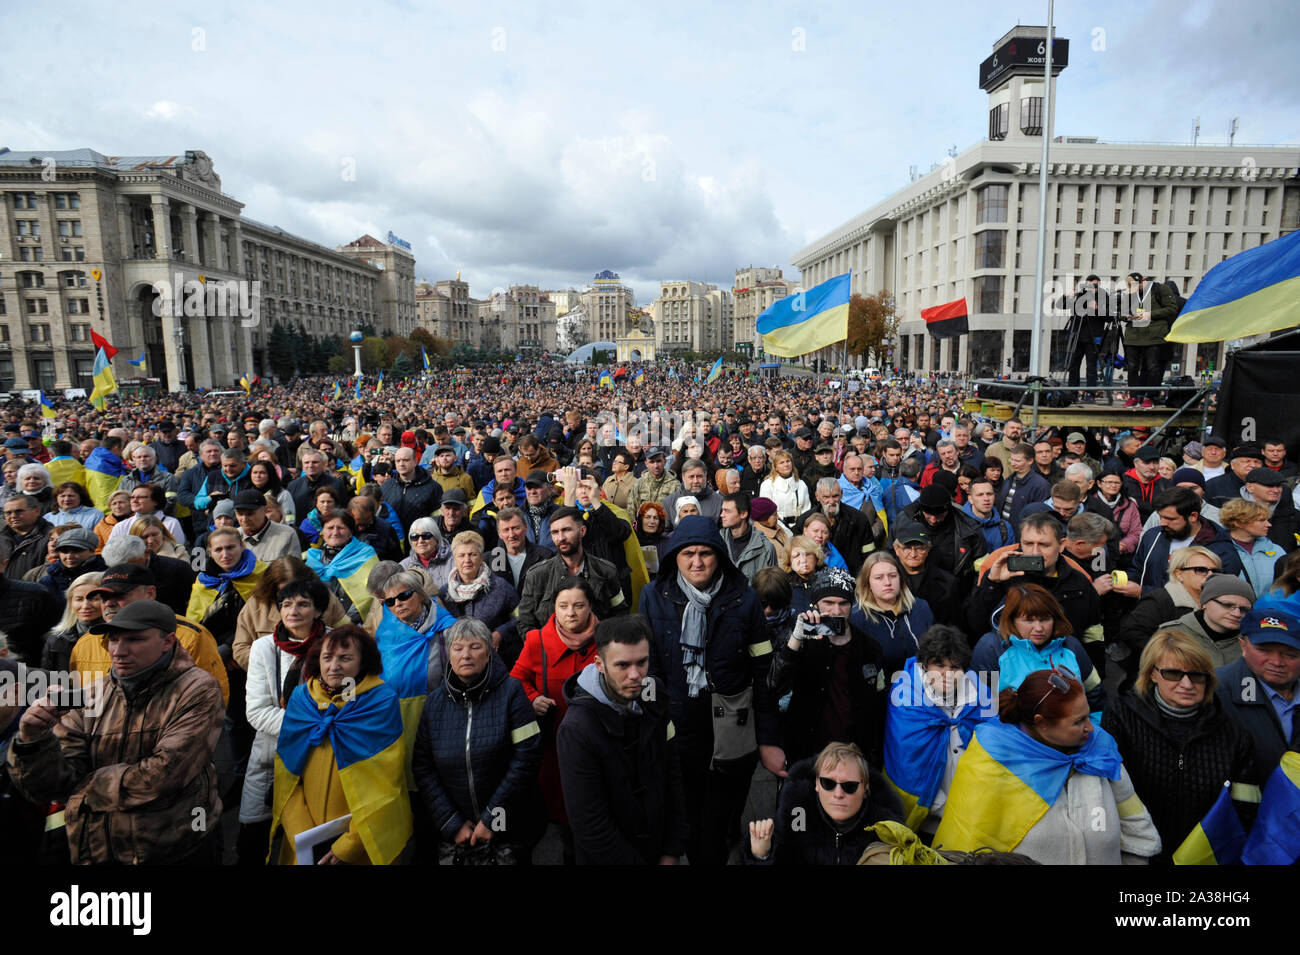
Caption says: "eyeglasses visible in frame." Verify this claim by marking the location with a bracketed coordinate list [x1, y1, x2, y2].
[382, 589, 417, 606]
[409, 533, 436, 542]
[1154, 667, 1211, 686]
[817, 777, 862, 795]
[1208, 598, 1251, 615]
[1031, 665, 1078, 715]
[1179, 566, 1215, 576]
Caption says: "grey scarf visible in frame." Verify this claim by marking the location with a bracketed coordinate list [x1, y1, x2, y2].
[677, 571, 722, 698]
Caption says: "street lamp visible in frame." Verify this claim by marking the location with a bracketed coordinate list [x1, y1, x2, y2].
[175, 322, 187, 392]
[350, 329, 363, 377]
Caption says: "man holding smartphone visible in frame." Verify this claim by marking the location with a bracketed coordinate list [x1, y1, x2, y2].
[766, 567, 886, 766]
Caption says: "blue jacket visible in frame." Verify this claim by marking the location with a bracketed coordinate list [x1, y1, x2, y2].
[883, 478, 921, 527]
[963, 501, 1016, 552]
[193, 464, 253, 512]
[995, 470, 1052, 529]
[848, 599, 935, 679]
[411, 654, 542, 842]
[1132, 519, 1243, 590]
[970, 631, 1106, 718]
[1233, 536, 1284, 599]
[638, 515, 779, 751]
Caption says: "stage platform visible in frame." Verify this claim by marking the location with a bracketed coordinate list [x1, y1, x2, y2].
[977, 401, 1212, 429]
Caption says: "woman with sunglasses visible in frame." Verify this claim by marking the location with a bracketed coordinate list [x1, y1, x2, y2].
[934, 668, 1161, 864]
[744, 741, 904, 865]
[1118, 546, 1221, 686]
[1160, 573, 1255, 668]
[1101, 629, 1256, 865]
[970, 582, 1106, 720]
[401, 517, 452, 592]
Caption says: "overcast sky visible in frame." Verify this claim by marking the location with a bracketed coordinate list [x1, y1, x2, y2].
[4, 0, 1298, 305]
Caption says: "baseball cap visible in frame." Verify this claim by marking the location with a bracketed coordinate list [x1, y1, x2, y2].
[88, 564, 157, 598]
[1203, 436, 1226, 449]
[54, 527, 98, 551]
[794, 427, 814, 440]
[893, 522, 931, 546]
[645, 446, 667, 460]
[214, 500, 236, 520]
[157, 420, 176, 431]
[3, 437, 27, 451]
[523, 469, 550, 487]
[88, 599, 176, 637]
[1066, 432, 1087, 444]
[1245, 467, 1284, 487]
[441, 489, 468, 508]
[814, 443, 833, 454]
[435, 444, 456, 456]
[1240, 609, 1300, 652]
[233, 489, 267, 510]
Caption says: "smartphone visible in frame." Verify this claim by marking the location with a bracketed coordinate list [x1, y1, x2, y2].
[822, 615, 847, 636]
[1007, 554, 1045, 573]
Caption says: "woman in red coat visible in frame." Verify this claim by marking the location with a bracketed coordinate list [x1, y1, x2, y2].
[509, 576, 598, 845]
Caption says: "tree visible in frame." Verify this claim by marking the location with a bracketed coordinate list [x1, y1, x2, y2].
[267, 322, 295, 382]
[391, 353, 414, 379]
[847, 290, 897, 367]
[327, 354, 349, 375]
[360, 336, 389, 372]
[385, 335, 409, 364]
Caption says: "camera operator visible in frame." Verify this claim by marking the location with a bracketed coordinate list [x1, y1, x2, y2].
[1065, 275, 1116, 400]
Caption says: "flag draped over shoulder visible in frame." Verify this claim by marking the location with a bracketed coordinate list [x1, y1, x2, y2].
[272, 675, 412, 865]
[374, 604, 457, 786]
[883, 658, 991, 830]
[1241, 751, 1300, 865]
[84, 445, 127, 511]
[757, 272, 849, 357]
[933, 720, 1123, 853]
[304, 538, 379, 622]
[88, 348, 117, 411]
[1172, 781, 1249, 865]
[921, 298, 969, 339]
[1167, 228, 1300, 343]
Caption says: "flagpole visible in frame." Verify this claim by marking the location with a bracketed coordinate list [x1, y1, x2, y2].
[1028, 0, 1056, 430]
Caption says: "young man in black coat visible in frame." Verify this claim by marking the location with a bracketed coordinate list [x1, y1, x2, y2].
[556, 616, 687, 865]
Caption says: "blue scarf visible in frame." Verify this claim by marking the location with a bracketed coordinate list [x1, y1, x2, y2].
[197, 547, 257, 594]
[277, 679, 404, 776]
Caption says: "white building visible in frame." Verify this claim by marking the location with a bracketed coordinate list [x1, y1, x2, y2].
[792, 26, 1300, 378]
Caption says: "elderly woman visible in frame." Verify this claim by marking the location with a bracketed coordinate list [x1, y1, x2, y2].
[714, 468, 741, 495]
[39, 571, 104, 674]
[601, 449, 637, 510]
[760, 450, 811, 524]
[1102, 629, 1257, 864]
[851, 552, 936, 678]
[271, 624, 413, 865]
[0, 458, 21, 508]
[786, 535, 825, 615]
[745, 742, 904, 865]
[188, 526, 267, 654]
[673, 495, 700, 524]
[94, 488, 133, 552]
[510, 575, 599, 840]
[1219, 498, 1280, 599]
[304, 511, 380, 624]
[438, 531, 521, 667]
[130, 515, 187, 561]
[934, 669, 1161, 864]
[17, 463, 54, 514]
[231, 555, 348, 671]
[1117, 545, 1221, 686]
[240, 577, 332, 864]
[412, 617, 543, 862]
[46, 481, 103, 532]
[801, 511, 849, 572]
[401, 516, 452, 590]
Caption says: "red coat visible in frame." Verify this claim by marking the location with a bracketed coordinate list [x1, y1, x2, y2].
[510, 615, 597, 823]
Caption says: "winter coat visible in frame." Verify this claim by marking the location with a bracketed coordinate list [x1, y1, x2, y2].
[516, 552, 626, 638]
[741, 759, 904, 865]
[2, 518, 56, 582]
[794, 502, 882, 577]
[230, 590, 350, 670]
[963, 502, 1016, 553]
[1087, 492, 1143, 558]
[556, 671, 687, 864]
[411, 655, 542, 845]
[1215, 656, 1294, 785]
[6, 643, 224, 864]
[970, 631, 1106, 715]
[900, 502, 986, 579]
[487, 540, 548, 593]
[767, 619, 886, 764]
[719, 525, 778, 582]
[175, 461, 219, 512]
[1102, 690, 1257, 863]
[966, 549, 1104, 649]
[1133, 520, 1242, 590]
[1232, 535, 1285, 599]
[1122, 279, 1179, 347]
[119, 466, 178, 499]
[193, 465, 255, 516]
[760, 474, 811, 523]
[37, 555, 107, 597]
[662, 484, 723, 529]
[995, 470, 1052, 530]
[242, 632, 309, 823]
[0, 575, 63, 664]
[148, 552, 198, 617]
[849, 600, 935, 682]
[438, 572, 521, 665]
[1122, 470, 1171, 525]
[756, 519, 794, 571]
[286, 472, 348, 526]
[1117, 578, 1198, 657]
[510, 615, 598, 822]
[638, 516, 779, 756]
[1161, 610, 1242, 669]
[69, 613, 230, 707]
[429, 465, 475, 501]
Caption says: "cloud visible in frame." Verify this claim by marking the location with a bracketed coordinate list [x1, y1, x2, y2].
[144, 100, 182, 121]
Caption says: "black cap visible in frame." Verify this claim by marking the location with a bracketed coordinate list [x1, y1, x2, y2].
[157, 420, 176, 431]
[1203, 435, 1227, 448]
[1230, 444, 1263, 461]
[523, 469, 550, 487]
[481, 436, 502, 455]
[794, 427, 814, 441]
[233, 489, 267, 510]
[441, 489, 468, 507]
[87, 564, 157, 598]
[282, 422, 302, 436]
[1134, 446, 1162, 462]
[88, 599, 176, 637]
[892, 522, 931, 546]
[1245, 467, 1285, 487]
[814, 443, 833, 453]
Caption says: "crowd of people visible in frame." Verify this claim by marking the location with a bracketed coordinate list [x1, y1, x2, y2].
[0, 358, 1297, 867]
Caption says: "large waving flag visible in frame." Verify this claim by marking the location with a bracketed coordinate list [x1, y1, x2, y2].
[1172, 781, 1250, 865]
[757, 272, 849, 358]
[1241, 751, 1300, 865]
[89, 329, 118, 360]
[706, 355, 724, 383]
[375, 370, 384, 395]
[922, 297, 969, 339]
[332, 381, 342, 401]
[38, 390, 56, 420]
[421, 345, 431, 371]
[239, 373, 251, 395]
[599, 368, 612, 389]
[633, 367, 646, 386]
[84, 444, 127, 511]
[88, 348, 117, 410]
[126, 352, 146, 369]
[1168, 228, 1300, 343]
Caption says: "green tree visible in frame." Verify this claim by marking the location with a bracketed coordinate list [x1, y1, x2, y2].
[267, 322, 295, 381]
[327, 354, 349, 375]
[848, 290, 897, 366]
[391, 352, 414, 379]
[360, 336, 389, 371]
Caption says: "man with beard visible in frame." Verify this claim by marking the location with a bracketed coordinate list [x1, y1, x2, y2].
[983, 418, 1025, 474]
[1132, 486, 1242, 589]
[515, 507, 627, 636]
[663, 461, 722, 529]
[794, 478, 882, 578]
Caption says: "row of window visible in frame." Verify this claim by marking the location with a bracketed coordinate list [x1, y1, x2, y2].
[8, 192, 80, 210]
[10, 219, 83, 237]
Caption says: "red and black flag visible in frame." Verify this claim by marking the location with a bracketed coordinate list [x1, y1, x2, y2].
[921, 298, 968, 339]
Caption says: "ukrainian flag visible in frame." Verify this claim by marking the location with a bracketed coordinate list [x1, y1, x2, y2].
[599, 369, 612, 389]
[933, 720, 1123, 853]
[332, 381, 342, 401]
[706, 355, 723, 383]
[88, 347, 117, 410]
[757, 272, 850, 358]
[272, 675, 412, 865]
[375, 370, 384, 395]
[305, 537, 379, 622]
[38, 390, 56, 420]
[1168, 228, 1300, 343]
[374, 604, 457, 786]
[634, 368, 645, 386]
[1172, 781, 1249, 865]
[1241, 751, 1300, 865]
[354, 377, 362, 401]
[84, 444, 127, 511]
[239, 373, 251, 395]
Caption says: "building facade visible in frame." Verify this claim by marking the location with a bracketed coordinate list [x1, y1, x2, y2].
[791, 26, 1300, 377]
[732, 266, 797, 356]
[581, 270, 636, 344]
[473, 284, 557, 355]
[654, 280, 732, 354]
[337, 234, 417, 336]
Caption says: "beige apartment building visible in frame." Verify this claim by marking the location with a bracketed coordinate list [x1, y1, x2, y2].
[792, 26, 1300, 377]
[0, 148, 403, 391]
[582, 270, 636, 344]
[733, 266, 798, 356]
[337, 233, 416, 336]
[474, 284, 557, 355]
[654, 280, 733, 355]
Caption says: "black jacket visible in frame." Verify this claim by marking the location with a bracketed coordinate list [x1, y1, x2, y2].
[905, 562, 958, 627]
[1215, 657, 1294, 785]
[0, 575, 62, 664]
[967, 560, 1102, 647]
[287, 472, 350, 526]
[556, 672, 688, 865]
[149, 552, 198, 617]
[767, 621, 885, 764]
[741, 759, 905, 865]
[900, 502, 986, 580]
[378, 467, 440, 536]
[794, 502, 882, 577]
[1102, 690, 1256, 863]
[488, 540, 548, 593]
[2, 518, 55, 581]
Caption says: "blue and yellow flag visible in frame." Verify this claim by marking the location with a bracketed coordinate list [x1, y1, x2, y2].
[1172, 781, 1249, 865]
[239, 373, 250, 395]
[83, 444, 127, 511]
[354, 377, 362, 401]
[421, 345, 431, 371]
[332, 381, 342, 401]
[1241, 751, 1300, 865]
[88, 347, 117, 410]
[757, 272, 850, 358]
[706, 355, 723, 383]
[375, 370, 384, 395]
[1168, 228, 1300, 343]
[305, 537, 379, 622]
[374, 604, 457, 786]
[38, 390, 56, 420]
[599, 369, 612, 389]
[933, 720, 1123, 853]
[633, 368, 645, 386]
[273, 675, 412, 865]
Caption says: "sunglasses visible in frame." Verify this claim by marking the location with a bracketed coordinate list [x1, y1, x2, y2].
[409, 532, 436, 541]
[382, 589, 417, 606]
[1179, 566, 1215, 577]
[817, 777, 862, 795]
[1031, 664, 1078, 714]
[1154, 667, 1211, 686]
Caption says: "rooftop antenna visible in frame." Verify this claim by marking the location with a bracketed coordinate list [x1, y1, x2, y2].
[1193, 116, 1201, 146]
[1229, 117, 1239, 145]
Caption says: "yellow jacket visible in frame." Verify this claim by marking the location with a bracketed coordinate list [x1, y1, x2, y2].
[70, 614, 230, 706]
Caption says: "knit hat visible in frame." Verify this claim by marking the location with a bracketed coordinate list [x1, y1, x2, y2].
[750, 497, 777, 522]
[1199, 574, 1255, 607]
[1170, 467, 1205, 488]
[918, 485, 951, 512]
[809, 567, 856, 604]
[930, 470, 959, 495]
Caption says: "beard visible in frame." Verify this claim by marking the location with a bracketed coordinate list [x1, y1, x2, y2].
[1161, 523, 1192, 541]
